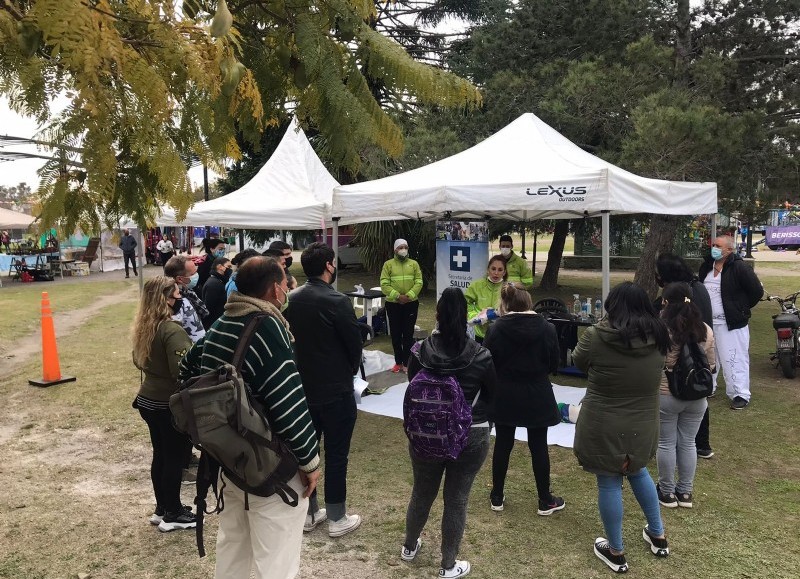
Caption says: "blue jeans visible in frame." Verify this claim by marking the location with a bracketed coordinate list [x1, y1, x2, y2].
[596, 467, 664, 552]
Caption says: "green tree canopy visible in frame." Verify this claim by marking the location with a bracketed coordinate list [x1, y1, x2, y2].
[0, 0, 481, 234]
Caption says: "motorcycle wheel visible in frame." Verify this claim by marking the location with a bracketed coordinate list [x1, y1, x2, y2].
[778, 352, 796, 379]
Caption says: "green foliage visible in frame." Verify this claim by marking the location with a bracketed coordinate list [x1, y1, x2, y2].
[0, 0, 481, 235]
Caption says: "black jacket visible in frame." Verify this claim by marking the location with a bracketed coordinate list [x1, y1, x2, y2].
[201, 272, 228, 329]
[483, 313, 561, 428]
[284, 278, 363, 404]
[407, 332, 496, 425]
[699, 253, 763, 330]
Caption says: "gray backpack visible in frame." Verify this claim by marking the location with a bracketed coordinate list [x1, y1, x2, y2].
[170, 314, 299, 554]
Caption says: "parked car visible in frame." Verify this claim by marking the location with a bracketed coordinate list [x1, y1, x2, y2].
[337, 241, 362, 269]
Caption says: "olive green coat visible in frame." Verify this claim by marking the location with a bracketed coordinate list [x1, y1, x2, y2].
[572, 321, 665, 475]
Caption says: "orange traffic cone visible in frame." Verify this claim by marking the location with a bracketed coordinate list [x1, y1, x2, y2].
[29, 291, 76, 387]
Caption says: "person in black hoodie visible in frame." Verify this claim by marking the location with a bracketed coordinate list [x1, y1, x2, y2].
[483, 283, 565, 516]
[402, 288, 496, 579]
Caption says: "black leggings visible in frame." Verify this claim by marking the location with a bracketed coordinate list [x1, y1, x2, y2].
[139, 406, 191, 513]
[492, 425, 551, 502]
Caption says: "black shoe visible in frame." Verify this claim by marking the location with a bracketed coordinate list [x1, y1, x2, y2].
[697, 448, 715, 459]
[642, 525, 669, 557]
[125, 275, 130, 278]
[676, 491, 693, 508]
[134, 270, 138, 276]
[731, 396, 749, 410]
[537, 495, 565, 515]
[594, 538, 628, 573]
[158, 509, 196, 532]
[490, 493, 504, 512]
[656, 484, 677, 508]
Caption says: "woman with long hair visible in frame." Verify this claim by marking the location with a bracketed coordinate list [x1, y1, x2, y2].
[464, 255, 507, 343]
[656, 282, 715, 509]
[401, 288, 496, 579]
[484, 283, 564, 515]
[573, 281, 671, 573]
[132, 275, 195, 532]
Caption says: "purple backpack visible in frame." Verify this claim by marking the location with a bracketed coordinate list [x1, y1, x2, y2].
[403, 347, 473, 461]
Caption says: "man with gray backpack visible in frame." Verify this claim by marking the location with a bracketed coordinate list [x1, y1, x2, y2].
[177, 256, 320, 579]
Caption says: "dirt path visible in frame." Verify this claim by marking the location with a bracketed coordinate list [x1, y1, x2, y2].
[0, 284, 139, 381]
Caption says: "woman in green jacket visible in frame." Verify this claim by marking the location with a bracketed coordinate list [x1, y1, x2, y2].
[464, 255, 506, 343]
[380, 239, 424, 372]
[132, 275, 194, 532]
[572, 282, 671, 573]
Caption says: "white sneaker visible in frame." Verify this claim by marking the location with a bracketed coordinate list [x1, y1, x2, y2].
[328, 513, 362, 538]
[439, 560, 470, 578]
[304, 508, 327, 532]
[401, 537, 422, 561]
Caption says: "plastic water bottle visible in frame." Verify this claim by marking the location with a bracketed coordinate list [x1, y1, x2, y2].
[573, 294, 581, 316]
[581, 299, 590, 320]
[594, 298, 602, 319]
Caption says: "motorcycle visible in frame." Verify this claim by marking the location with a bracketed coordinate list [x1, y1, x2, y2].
[765, 292, 800, 378]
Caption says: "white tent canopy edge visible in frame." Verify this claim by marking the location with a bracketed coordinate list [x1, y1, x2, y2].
[331, 112, 718, 300]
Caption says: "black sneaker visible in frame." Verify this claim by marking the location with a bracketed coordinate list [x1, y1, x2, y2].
[594, 538, 628, 573]
[490, 494, 504, 512]
[537, 495, 565, 515]
[181, 468, 197, 485]
[676, 491, 693, 508]
[642, 525, 669, 557]
[697, 448, 715, 459]
[158, 509, 196, 532]
[731, 396, 749, 410]
[656, 484, 677, 508]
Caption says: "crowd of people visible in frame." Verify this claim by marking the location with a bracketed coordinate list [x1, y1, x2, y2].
[128, 233, 759, 578]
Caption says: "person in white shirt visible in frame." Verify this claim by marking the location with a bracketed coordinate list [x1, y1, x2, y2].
[156, 235, 175, 269]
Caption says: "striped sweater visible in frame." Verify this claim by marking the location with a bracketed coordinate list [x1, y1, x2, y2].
[178, 293, 320, 472]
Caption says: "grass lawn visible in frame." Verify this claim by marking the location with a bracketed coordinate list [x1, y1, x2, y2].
[0, 269, 798, 578]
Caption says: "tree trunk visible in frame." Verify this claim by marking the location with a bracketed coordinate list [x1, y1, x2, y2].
[539, 220, 569, 290]
[634, 214, 680, 299]
[674, 0, 691, 88]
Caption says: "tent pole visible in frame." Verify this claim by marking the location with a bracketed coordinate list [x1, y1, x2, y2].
[239, 231, 244, 252]
[137, 228, 145, 295]
[532, 227, 537, 278]
[521, 210, 527, 259]
[601, 211, 610, 304]
[332, 218, 339, 291]
[710, 213, 717, 241]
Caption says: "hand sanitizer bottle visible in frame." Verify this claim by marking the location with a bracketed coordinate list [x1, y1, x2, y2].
[573, 294, 581, 316]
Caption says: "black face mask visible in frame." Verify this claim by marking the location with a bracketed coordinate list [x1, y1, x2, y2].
[171, 298, 183, 315]
[223, 268, 233, 281]
[284, 256, 293, 268]
[330, 265, 337, 284]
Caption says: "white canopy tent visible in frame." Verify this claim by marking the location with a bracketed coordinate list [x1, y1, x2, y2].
[332, 113, 718, 299]
[0, 207, 36, 229]
[166, 118, 339, 230]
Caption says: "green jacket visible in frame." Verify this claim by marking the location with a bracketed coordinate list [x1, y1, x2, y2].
[380, 257, 423, 302]
[464, 277, 502, 339]
[136, 320, 191, 402]
[572, 321, 665, 475]
[505, 252, 533, 289]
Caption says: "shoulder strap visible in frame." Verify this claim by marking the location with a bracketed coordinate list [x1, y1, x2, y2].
[232, 313, 268, 372]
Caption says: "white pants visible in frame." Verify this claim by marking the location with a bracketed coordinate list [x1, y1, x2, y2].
[711, 322, 751, 401]
[215, 473, 308, 579]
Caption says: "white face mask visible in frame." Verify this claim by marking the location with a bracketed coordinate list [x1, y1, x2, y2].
[397, 249, 408, 258]
[500, 248, 511, 257]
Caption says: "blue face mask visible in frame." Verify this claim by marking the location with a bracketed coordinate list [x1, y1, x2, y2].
[214, 249, 225, 258]
[710, 247, 723, 261]
[187, 272, 199, 289]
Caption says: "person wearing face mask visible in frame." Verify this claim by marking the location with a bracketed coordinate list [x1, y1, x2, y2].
[498, 234, 533, 289]
[380, 239, 424, 372]
[268, 240, 297, 287]
[131, 276, 195, 532]
[698, 235, 763, 410]
[201, 257, 232, 329]
[284, 242, 364, 539]
[179, 257, 321, 577]
[196, 237, 227, 292]
[465, 256, 508, 343]
[164, 255, 208, 343]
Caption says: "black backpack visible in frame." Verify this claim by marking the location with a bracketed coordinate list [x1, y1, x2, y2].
[667, 341, 714, 400]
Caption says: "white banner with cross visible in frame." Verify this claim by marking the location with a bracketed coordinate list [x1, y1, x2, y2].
[435, 220, 490, 300]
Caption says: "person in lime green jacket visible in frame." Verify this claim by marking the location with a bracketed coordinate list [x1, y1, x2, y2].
[498, 235, 533, 289]
[380, 239, 424, 372]
[465, 255, 507, 342]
